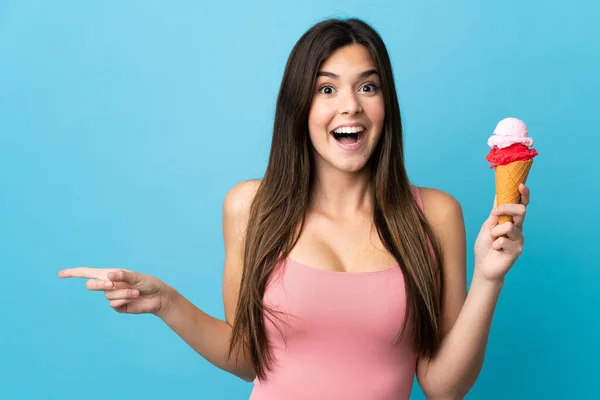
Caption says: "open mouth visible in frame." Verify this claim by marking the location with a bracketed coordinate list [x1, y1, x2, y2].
[330, 125, 366, 145]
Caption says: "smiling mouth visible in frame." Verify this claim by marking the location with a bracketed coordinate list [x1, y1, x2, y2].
[330, 126, 366, 144]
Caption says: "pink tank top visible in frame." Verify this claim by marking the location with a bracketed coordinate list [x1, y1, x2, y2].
[249, 185, 424, 400]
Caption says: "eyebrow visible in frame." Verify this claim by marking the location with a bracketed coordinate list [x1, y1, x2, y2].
[316, 69, 379, 79]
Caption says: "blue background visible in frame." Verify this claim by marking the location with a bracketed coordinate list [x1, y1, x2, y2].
[1, 0, 598, 399]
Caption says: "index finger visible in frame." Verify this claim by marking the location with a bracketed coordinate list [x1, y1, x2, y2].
[58, 267, 108, 279]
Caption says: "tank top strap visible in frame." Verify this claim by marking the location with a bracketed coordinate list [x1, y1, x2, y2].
[410, 183, 438, 264]
[410, 184, 424, 211]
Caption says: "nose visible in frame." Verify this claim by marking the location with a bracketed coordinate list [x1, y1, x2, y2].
[338, 90, 363, 116]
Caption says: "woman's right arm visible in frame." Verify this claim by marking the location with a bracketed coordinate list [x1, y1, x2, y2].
[59, 180, 260, 382]
[157, 285, 256, 382]
[157, 180, 260, 382]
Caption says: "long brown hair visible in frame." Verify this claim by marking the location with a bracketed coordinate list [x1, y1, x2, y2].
[228, 18, 444, 380]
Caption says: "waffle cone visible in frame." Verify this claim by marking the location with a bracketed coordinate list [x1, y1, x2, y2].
[495, 159, 533, 224]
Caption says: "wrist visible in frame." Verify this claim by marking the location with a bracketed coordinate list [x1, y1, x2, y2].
[472, 268, 505, 290]
[156, 283, 178, 320]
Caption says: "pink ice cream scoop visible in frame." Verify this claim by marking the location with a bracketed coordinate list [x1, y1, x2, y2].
[486, 117, 538, 168]
[487, 117, 534, 149]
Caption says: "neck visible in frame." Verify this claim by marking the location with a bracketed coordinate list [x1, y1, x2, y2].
[309, 160, 374, 217]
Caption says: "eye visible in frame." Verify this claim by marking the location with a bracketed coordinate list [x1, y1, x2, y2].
[360, 83, 379, 93]
[318, 85, 335, 94]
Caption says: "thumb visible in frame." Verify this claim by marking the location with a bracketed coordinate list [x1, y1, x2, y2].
[108, 270, 140, 286]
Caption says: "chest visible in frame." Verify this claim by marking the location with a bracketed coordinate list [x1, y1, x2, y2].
[288, 211, 397, 273]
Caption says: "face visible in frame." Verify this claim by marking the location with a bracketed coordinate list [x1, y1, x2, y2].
[308, 43, 385, 173]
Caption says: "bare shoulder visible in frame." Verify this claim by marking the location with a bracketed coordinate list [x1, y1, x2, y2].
[416, 186, 464, 226]
[223, 179, 262, 221]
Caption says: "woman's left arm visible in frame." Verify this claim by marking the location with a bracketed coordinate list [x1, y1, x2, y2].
[416, 184, 530, 400]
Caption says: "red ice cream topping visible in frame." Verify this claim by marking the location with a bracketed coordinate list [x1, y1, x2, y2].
[486, 143, 538, 168]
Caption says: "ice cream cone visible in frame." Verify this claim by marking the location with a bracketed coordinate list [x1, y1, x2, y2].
[495, 159, 533, 224]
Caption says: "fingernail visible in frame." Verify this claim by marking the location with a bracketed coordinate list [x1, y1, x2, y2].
[105, 281, 113, 289]
[132, 290, 139, 296]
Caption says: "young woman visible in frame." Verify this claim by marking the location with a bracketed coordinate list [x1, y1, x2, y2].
[59, 18, 529, 400]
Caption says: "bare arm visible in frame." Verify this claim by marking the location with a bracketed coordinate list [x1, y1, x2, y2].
[58, 180, 260, 382]
[157, 286, 256, 381]
[415, 186, 529, 399]
[158, 179, 260, 382]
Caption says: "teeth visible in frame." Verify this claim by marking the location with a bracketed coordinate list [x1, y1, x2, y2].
[333, 126, 365, 134]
